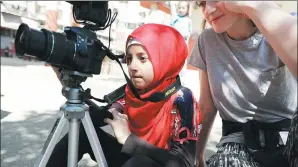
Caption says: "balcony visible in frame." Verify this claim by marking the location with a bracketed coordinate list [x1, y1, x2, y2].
[1, 1, 28, 17]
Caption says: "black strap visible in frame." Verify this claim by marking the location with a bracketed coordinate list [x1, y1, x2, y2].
[142, 76, 181, 102]
[103, 76, 182, 104]
[222, 119, 291, 137]
[103, 84, 126, 104]
[222, 119, 291, 167]
[222, 120, 243, 136]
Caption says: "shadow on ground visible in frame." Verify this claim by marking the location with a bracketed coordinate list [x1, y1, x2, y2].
[1, 110, 11, 119]
[1, 108, 221, 167]
[205, 140, 219, 160]
[0, 108, 109, 167]
[1, 110, 59, 167]
[1, 57, 44, 67]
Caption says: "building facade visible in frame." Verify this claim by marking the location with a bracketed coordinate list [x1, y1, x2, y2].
[0, 1, 72, 58]
[0, 1, 171, 58]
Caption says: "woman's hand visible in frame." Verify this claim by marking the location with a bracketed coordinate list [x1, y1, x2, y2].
[218, 1, 277, 16]
[217, 1, 248, 14]
[104, 108, 131, 145]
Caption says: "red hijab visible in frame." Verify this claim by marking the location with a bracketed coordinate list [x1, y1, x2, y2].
[124, 24, 188, 149]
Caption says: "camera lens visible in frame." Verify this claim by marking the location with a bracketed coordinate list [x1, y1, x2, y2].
[15, 23, 76, 67]
[14, 22, 104, 74]
[15, 23, 47, 59]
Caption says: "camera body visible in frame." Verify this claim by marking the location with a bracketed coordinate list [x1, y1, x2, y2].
[15, 1, 111, 75]
[69, 1, 109, 29]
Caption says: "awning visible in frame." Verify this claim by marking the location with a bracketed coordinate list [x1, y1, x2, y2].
[140, 1, 170, 14]
[1, 12, 40, 30]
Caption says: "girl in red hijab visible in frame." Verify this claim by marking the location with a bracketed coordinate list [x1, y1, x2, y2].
[46, 23, 202, 167]
[104, 23, 202, 167]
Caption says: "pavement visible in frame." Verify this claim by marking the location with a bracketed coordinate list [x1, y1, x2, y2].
[1, 57, 222, 167]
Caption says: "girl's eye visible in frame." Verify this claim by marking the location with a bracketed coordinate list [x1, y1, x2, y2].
[140, 56, 148, 62]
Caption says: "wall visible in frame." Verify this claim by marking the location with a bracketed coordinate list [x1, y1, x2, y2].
[276, 1, 297, 13]
[1, 36, 13, 49]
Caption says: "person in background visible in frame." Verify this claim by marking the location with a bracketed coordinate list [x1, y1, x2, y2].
[169, 1, 198, 98]
[189, 1, 297, 167]
[4, 47, 10, 57]
[170, 1, 192, 43]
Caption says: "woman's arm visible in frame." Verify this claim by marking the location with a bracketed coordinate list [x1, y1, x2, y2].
[223, 1, 297, 78]
[245, 2, 297, 78]
[196, 69, 217, 167]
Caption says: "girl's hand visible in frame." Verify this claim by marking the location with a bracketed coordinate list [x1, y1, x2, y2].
[104, 109, 131, 144]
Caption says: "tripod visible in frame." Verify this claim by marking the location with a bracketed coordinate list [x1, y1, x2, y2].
[34, 70, 108, 167]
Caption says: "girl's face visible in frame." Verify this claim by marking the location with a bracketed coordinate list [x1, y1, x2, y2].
[198, 1, 241, 33]
[178, 2, 189, 17]
[126, 44, 154, 90]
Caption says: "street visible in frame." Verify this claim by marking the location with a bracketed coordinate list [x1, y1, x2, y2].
[1, 57, 222, 167]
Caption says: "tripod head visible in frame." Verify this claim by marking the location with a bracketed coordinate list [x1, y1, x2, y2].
[58, 69, 115, 121]
[60, 70, 91, 88]
[59, 70, 92, 104]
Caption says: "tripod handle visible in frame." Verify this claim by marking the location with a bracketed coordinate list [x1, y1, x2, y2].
[103, 84, 126, 104]
[85, 99, 113, 120]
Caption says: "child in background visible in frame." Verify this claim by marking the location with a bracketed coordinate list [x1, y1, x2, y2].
[170, 1, 192, 43]
[170, 1, 198, 99]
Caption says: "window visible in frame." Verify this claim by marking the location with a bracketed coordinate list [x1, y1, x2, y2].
[0, 28, 17, 38]
[139, 12, 146, 19]
[12, 30, 16, 38]
[125, 23, 137, 30]
[36, 5, 46, 15]
[139, 22, 145, 26]
[113, 8, 119, 14]
[58, 9, 63, 19]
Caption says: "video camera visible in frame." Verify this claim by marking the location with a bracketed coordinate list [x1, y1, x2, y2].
[14, 1, 178, 104]
[14, 1, 117, 75]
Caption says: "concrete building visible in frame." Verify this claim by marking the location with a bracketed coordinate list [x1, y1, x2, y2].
[0, 1, 171, 58]
[1, 1, 39, 57]
[107, 1, 171, 55]
[0, 1, 72, 58]
[2, 1, 294, 62]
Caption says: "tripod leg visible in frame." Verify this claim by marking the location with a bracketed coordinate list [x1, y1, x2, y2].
[34, 112, 68, 167]
[82, 111, 108, 167]
[67, 119, 80, 167]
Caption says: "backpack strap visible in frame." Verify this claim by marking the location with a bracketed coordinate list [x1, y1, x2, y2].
[171, 87, 202, 144]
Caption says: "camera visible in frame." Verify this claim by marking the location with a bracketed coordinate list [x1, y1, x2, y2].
[14, 1, 115, 75]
